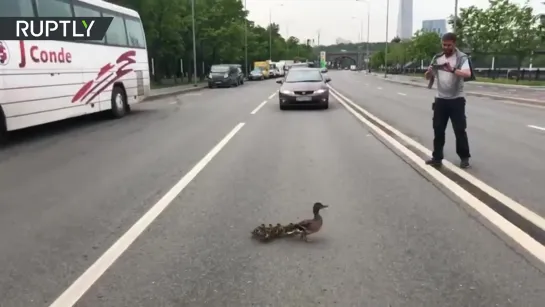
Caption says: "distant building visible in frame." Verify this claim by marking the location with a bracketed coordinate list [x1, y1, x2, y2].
[335, 37, 351, 44]
[422, 19, 448, 37]
[396, 0, 413, 39]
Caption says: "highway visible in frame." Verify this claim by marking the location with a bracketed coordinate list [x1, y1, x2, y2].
[332, 71, 545, 217]
[0, 73, 544, 306]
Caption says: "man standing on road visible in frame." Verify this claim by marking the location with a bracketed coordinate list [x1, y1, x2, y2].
[425, 32, 473, 169]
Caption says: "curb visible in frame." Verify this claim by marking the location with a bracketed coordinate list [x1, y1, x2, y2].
[144, 85, 208, 102]
[381, 78, 545, 107]
[376, 73, 545, 89]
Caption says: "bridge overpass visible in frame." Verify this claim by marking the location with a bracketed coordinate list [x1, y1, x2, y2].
[325, 50, 375, 69]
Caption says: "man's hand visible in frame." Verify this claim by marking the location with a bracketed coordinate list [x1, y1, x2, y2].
[444, 61, 454, 73]
[424, 66, 433, 80]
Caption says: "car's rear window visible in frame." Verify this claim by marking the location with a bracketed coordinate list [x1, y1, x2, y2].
[211, 66, 229, 73]
[285, 70, 323, 82]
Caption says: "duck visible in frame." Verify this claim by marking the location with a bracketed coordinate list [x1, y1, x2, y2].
[294, 202, 328, 242]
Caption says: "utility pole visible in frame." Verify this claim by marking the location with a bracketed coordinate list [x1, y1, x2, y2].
[453, 0, 459, 33]
[269, 8, 272, 61]
[317, 30, 321, 66]
[384, 0, 390, 77]
[244, 0, 248, 76]
[356, 0, 371, 70]
[366, 4, 370, 71]
[191, 0, 197, 86]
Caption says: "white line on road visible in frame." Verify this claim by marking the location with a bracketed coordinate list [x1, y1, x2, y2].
[397, 92, 407, 96]
[169, 101, 177, 104]
[48, 122, 246, 307]
[268, 92, 277, 99]
[328, 85, 545, 265]
[251, 100, 268, 114]
[364, 83, 369, 86]
[528, 125, 545, 131]
[377, 87, 383, 90]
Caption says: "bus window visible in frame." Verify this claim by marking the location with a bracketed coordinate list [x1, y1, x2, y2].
[0, 0, 35, 17]
[103, 13, 128, 46]
[73, 4, 105, 43]
[36, 0, 73, 17]
[125, 18, 145, 48]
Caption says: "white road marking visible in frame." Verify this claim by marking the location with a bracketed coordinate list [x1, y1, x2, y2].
[251, 100, 268, 114]
[268, 92, 277, 99]
[397, 92, 407, 96]
[528, 125, 545, 131]
[48, 123, 246, 307]
[364, 83, 369, 86]
[329, 85, 545, 264]
[377, 87, 383, 90]
[169, 101, 177, 105]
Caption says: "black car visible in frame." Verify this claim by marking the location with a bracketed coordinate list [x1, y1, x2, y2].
[276, 68, 331, 110]
[248, 68, 265, 80]
[208, 64, 244, 88]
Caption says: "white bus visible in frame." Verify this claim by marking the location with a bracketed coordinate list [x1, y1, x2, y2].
[0, 0, 150, 143]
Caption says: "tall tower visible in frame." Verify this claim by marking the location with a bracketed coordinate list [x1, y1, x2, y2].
[396, 0, 413, 40]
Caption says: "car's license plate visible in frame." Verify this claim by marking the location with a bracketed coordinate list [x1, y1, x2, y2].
[296, 96, 312, 101]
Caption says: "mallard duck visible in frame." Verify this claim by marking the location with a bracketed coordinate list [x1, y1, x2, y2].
[294, 202, 328, 242]
[250, 202, 328, 242]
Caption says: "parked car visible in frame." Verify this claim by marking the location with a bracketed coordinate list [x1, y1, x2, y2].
[248, 68, 265, 80]
[276, 68, 331, 110]
[320, 67, 329, 79]
[207, 64, 244, 88]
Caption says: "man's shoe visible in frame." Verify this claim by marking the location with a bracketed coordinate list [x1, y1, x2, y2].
[460, 159, 470, 169]
[425, 158, 442, 167]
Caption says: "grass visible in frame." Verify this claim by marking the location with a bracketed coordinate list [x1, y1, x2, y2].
[402, 73, 545, 86]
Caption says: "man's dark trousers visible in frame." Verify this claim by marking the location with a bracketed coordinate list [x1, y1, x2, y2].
[432, 97, 471, 160]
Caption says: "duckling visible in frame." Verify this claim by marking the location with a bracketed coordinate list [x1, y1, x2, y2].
[294, 202, 328, 242]
[283, 223, 302, 235]
[251, 224, 269, 240]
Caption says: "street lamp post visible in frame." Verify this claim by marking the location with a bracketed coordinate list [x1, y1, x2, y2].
[191, 0, 197, 86]
[269, 9, 272, 61]
[366, 4, 370, 70]
[352, 17, 364, 69]
[244, 0, 248, 76]
[384, 0, 389, 77]
[269, 4, 283, 61]
[356, 0, 371, 70]
[453, 0, 459, 33]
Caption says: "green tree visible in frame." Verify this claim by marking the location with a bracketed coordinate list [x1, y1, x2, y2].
[407, 30, 441, 64]
[448, 5, 490, 55]
[386, 41, 409, 66]
[496, 1, 542, 69]
[110, 0, 316, 83]
[370, 50, 385, 69]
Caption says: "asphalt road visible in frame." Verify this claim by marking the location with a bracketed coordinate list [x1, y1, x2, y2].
[387, 74, 545, 102]
[0, 77, 544, 306]
[331, 71, 545, 218]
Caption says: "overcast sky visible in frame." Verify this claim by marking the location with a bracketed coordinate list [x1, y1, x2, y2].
[245, 0, 545, 45]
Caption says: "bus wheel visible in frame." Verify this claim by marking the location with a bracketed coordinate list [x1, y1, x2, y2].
[110, 85, 127, 118]
[0, 106, 7, 145]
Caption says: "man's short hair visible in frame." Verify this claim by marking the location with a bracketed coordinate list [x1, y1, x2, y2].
[442, 32, 457, 42]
